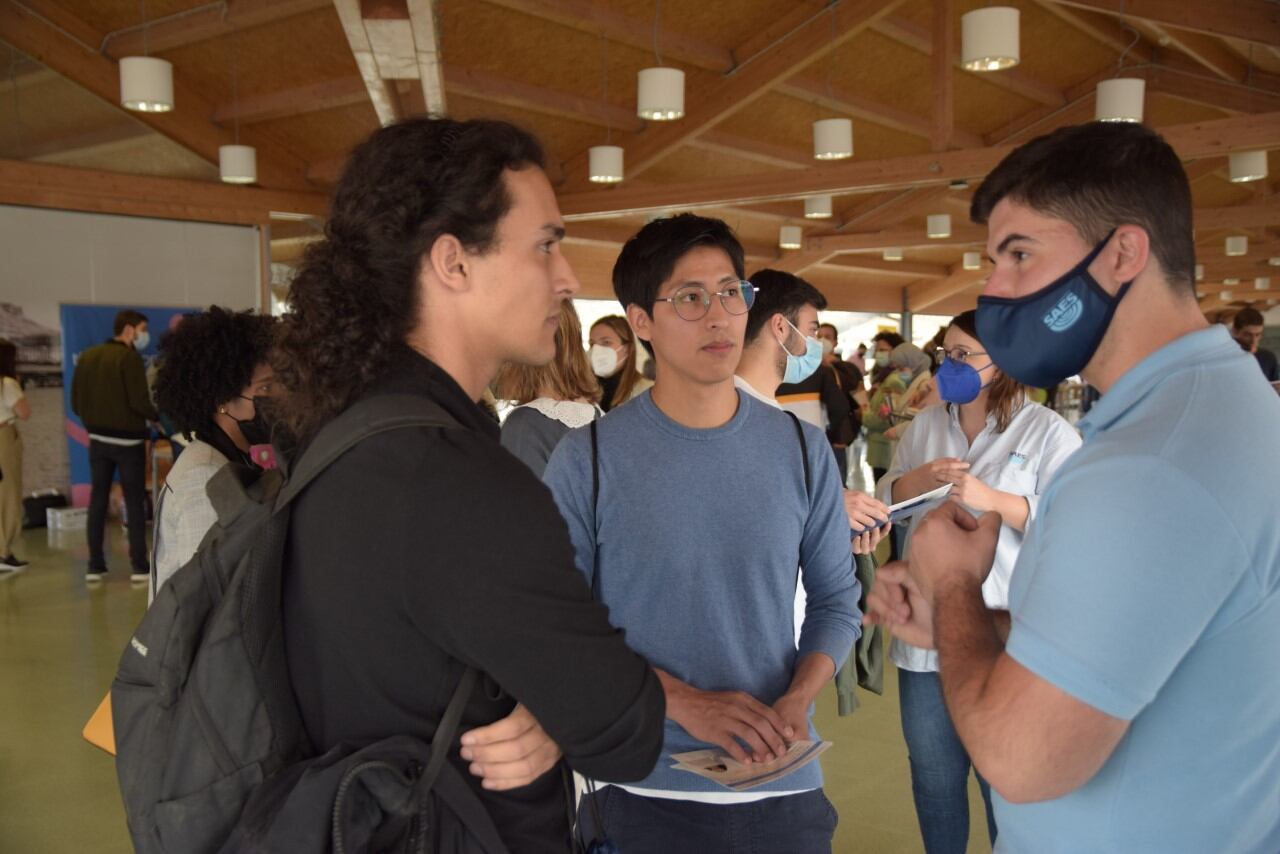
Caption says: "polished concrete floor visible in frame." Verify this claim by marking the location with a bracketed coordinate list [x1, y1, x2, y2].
[0, 519, 991, 853]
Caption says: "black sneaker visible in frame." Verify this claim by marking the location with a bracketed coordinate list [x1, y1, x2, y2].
[86, 566, 108, 581]
[0, 555, 27, 571]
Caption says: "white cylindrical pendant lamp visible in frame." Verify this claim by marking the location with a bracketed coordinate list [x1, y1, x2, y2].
[120, 56, 174, 112]
[883, 247, 904, 261]
[813, 118, 853, 160]
[961, 7, 1020, 71]
[927, 213, 952, 238]
[1195, 264, 1204, 281]
[963, 251, 982, 270]
[779, 226, 803, 250]
[1256, 277, 1272, 291]
[1224, 278, 1240, 285]
[1220, 290, 1234, 301]
[1095, 78, 1145, 123]
[1225, 235, 1248, 257]
[637, 67, 684, 121]
[1229, 150, 1268, 183]
[588, 145, 624, 183]
[218, 145, 257, 184]
[804, 195, 833, 219]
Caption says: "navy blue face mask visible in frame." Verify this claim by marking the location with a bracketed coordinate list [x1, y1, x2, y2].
[976, 231, 1131, 389]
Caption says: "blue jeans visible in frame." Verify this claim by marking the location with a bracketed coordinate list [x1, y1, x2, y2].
[899, 669, 997, 854]
[578, 786, 837, 854]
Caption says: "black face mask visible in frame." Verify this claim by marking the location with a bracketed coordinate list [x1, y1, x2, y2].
[231, 395, 273, 448]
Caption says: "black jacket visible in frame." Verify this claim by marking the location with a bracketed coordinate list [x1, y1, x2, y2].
[282, 347, 664, 853]
[777, 362, 853, 445]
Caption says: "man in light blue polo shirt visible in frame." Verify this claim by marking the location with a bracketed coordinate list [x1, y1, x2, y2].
[866, 121, 1280, 852]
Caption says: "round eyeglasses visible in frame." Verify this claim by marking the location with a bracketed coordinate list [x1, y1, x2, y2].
[934, 346, 988, 364]
[653, 280, 757, 321]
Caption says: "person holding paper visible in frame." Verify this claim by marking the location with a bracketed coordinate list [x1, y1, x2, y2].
[876, 309, 1079, 854]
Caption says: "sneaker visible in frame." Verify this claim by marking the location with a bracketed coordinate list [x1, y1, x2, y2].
[130, 569, 151, 583]
[0, 555, 27, 571]
[86, 566, 108, 581]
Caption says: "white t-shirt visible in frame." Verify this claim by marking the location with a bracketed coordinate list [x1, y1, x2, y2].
[879, 400, 1081, 672]
[0, 376, 24, 423]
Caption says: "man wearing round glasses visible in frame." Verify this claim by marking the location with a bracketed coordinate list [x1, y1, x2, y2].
[544, 214, 859, 852]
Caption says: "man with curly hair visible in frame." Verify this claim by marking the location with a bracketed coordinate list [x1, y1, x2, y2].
[150, 306, 276, 600]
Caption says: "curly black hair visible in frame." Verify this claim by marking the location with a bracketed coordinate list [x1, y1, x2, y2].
[154, 306, 276, 440]
[273, 117, 545, 446]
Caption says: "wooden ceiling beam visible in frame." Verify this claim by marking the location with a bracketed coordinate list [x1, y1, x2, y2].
[872, 15, 1065, 107]
[690, 132, 813, 170]
[559, 112, 1280, 219]
[1, 0, 312, 189]
[214, 75, 370, 125]
[1195, 204, 1280, 232]
[1144, 64, 1280, 115]
[0, 158, 328, 224]
[808, 224, 989, 255]
[477, 0, 734, 73]
[104, 0, 330, 57]
[907, 264, 988, 312]
[1137, 21, 1250, 84]
[822, 256, 951, 278]
[564, 220, 774, 260]
[1199, 288, 1280, 314]
[555, 0, 906, 193]
[1051, 0, 1280, 47]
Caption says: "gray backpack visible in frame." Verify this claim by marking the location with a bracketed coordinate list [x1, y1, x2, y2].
[112, 394, 510, 854]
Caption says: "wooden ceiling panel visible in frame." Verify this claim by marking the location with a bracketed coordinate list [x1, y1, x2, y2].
[252, 101, 380, 164]
[0, 60, 130, 154]
[827, 30, 935, 119]
[67, 0, 208, 40]
[712, 90, 933, 163]
[608, 0, 798, 58]
[445, 92, 604, 166]
[438, 0, 720, 117]
[952, 69, 1040, 138]
[636, 145, 796, 185]
[155, 8, 354, 102]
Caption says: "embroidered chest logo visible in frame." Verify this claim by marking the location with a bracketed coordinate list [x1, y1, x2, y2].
[1043, 292, 1083, 333]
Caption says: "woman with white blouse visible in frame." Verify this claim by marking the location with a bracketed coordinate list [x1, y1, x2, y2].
[0, 339, 33, 570]
[878, 310, 1081, 854]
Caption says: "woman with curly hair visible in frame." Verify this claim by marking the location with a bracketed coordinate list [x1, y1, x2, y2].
[150, 306, 275, 598]
[495, 301, 601, 476]
[587, 314, 651, 412]
[269, 117, 662, 853]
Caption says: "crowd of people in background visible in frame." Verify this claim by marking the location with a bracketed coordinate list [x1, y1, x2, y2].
[2, 116, 1277, 854]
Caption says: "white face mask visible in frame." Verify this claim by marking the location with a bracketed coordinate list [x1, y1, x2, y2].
[820, 338, 835, 355]
[133, 330, 150, 351]
[590, 344, 620, 378]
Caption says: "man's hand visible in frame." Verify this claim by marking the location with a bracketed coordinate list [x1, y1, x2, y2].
[772, 692, 810, 745]
[459, 704, 561, 791]
[658, 671, 792, 765]
[908, 502, 1001, 604]
[845, 490, 891, 555]
[865, 562, 935, 649]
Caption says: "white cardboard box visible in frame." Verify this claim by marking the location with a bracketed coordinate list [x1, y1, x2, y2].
[47, 506, 88, 530]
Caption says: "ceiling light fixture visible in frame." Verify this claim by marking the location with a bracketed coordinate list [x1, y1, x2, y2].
[804, 195, 833, 219]
[1228, 150, 1268, 183]
[779, 226, 803, 250]
[927, 214, 952, 238]
[1095, 78, 1145, 123]
[961, 7, 1020, 71]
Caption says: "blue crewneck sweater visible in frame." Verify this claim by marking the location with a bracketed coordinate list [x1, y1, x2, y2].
[543, 389, 860, 794]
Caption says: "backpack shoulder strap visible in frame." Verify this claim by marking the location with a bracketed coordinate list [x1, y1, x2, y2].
[590, 419, 600, 524]
[413, 667, 477, 803]
[277, 394, 458, 508]
[784, 410, 812, 499]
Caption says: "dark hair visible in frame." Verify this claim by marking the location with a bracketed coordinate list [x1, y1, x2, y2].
[949, 309, 1027, 433]
[872, 331, 905, 349]
[971, 122, 1195, 295]
[744, 269, 828, 345]
[612, 213, 746, 316]
[154, 307, 275, 441]
[818, 322, 839, 339]
[1233, 306, 1265, 329]
[0, 339, 16, 379]
[274, 118, 545, 445]
[589, 315, 644, 408]
[114, 310, 148, 336]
